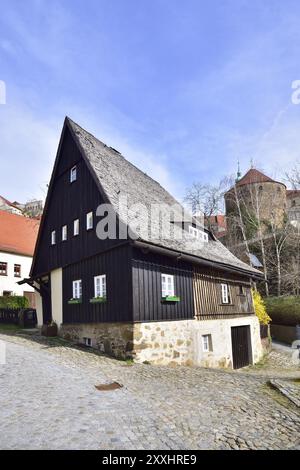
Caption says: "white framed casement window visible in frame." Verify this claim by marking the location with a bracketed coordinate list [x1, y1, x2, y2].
[94, 274, 106, 298]
[83, 337, 92, 347]
[189, 226, 199, 238]
[188, 226, 208, 242]
[202, 334, 212, 352]
[161, 274, 175, 297]
[200, 231, 209, 242]
[51, 230, 56, 245]
[221, 283, 230, 304]
[72, 279, 82, 299]
[62, 225, 67, 241]
[70, 165, 77, 183]
[86, 211, 93, 230]
[73, 218, 79, 236]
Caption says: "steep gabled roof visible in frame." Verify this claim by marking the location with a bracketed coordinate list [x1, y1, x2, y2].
[235, 168, 285, 188]
[65, 118, 260, 276]
[0, 195, 22, 212]
[0, 210, 39, 256]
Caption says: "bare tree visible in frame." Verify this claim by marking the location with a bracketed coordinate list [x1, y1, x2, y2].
[184, 179, 227, 230]
[285, 162, 300, 189]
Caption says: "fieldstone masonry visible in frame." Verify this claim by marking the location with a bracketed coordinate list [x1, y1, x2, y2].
[59, 315, 263, 368]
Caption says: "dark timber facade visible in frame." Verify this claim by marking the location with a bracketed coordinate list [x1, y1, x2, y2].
[28, 117, 264, 369]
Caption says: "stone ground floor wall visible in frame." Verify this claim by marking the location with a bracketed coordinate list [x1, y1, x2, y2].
[59, 315, 263, 368]
[133, 316, 263, 367]
[59, 323, 134, 359]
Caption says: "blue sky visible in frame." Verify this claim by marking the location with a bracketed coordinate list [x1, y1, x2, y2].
[1, 0, 300, 203]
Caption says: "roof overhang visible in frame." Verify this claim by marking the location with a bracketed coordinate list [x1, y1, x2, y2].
[132, 240, 264, 280]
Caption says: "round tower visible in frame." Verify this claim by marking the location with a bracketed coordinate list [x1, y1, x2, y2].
[225, 168, 286, 243]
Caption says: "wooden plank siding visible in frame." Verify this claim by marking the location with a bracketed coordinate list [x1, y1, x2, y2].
[132, 249, 194, 322]
[193, 266, 254, 320]
[62, 244, 132, 323]
[32, 127, 122, 277]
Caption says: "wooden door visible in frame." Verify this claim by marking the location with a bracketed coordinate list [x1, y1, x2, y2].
[231, 325, 252, 369]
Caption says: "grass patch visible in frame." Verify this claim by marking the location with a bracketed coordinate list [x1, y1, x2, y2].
[0, 324, 24, 332]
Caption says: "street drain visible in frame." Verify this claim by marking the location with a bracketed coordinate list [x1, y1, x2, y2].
[95, 382, 123, 391]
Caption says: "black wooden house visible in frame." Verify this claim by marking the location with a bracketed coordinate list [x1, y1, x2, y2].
[26, 117, 263, 369]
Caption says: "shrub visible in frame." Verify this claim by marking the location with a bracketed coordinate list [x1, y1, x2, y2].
[0, 295, 29, 309]
[252, 289, 271, 325]
[264, 296, 300, 326]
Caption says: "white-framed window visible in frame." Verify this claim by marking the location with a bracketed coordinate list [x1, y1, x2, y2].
[161, 274, 175, 297]
[221, 283, 230, 304]
[73, 218, 79, 236]
[62, 225, 67, 241]
[86, 211, 93, 230]
[202, 334, 212, 352]
[94, 274, 106, 298]
[72, 279, 82, 299]
[51, 230, 56, 245]
[83, 337, 92, 347]
[188, 226, 208, 242]
[70, 165, 77, 183]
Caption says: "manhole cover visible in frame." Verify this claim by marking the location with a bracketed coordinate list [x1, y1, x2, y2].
[95, 382, 123, 391]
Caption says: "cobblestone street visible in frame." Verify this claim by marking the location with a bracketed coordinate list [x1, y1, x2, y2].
[0, 331, 299, 450]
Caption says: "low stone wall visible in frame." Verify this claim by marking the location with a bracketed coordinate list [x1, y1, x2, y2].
[59, 322, 134, 359]
[59, 315, 263, 368]
[271, 324, 300, 345]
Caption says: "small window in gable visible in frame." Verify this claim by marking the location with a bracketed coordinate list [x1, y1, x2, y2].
[70, 165, 77, 183]
[51, 230, 56, 245]
[62, 225, 67, 241]
[73, 219, 79, 236]
[72, 279, 82, 299]
[86, 211, 93, 230]
[94, 274, 106, 298]
[161, 274, 175, 298]
[221, 283, 230, 304]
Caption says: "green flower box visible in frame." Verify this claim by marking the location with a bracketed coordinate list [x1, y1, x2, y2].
[68, 298, 82, 305]
[161, 296, 181, 302]
[89, 296, 107, 304]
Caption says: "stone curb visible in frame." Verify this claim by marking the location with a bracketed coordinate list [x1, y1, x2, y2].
[269, 379, 300, 408]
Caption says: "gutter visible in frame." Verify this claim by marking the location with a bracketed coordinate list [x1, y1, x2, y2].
[132, 240, 264, 280]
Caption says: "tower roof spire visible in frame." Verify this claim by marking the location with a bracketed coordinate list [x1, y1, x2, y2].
[236, 160, 242, 182]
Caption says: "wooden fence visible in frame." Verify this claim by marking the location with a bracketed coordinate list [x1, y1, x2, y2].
[0, 308, 20, 324]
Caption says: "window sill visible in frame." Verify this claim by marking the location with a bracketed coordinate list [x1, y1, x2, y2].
[161, 296, 181, 303]
[89, 297, 107, 304]
[0, 274, 7, 276]
[68, 298, 82, 305]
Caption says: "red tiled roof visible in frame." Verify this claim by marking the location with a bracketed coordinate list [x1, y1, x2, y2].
[0, 210, 39, 256]
[208, 214, 227, 229]
[235, 169, 285, 187]
[287, 189, 300, 197]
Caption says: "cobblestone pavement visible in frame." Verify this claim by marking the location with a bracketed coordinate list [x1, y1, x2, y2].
[0, 332, 299, 450]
